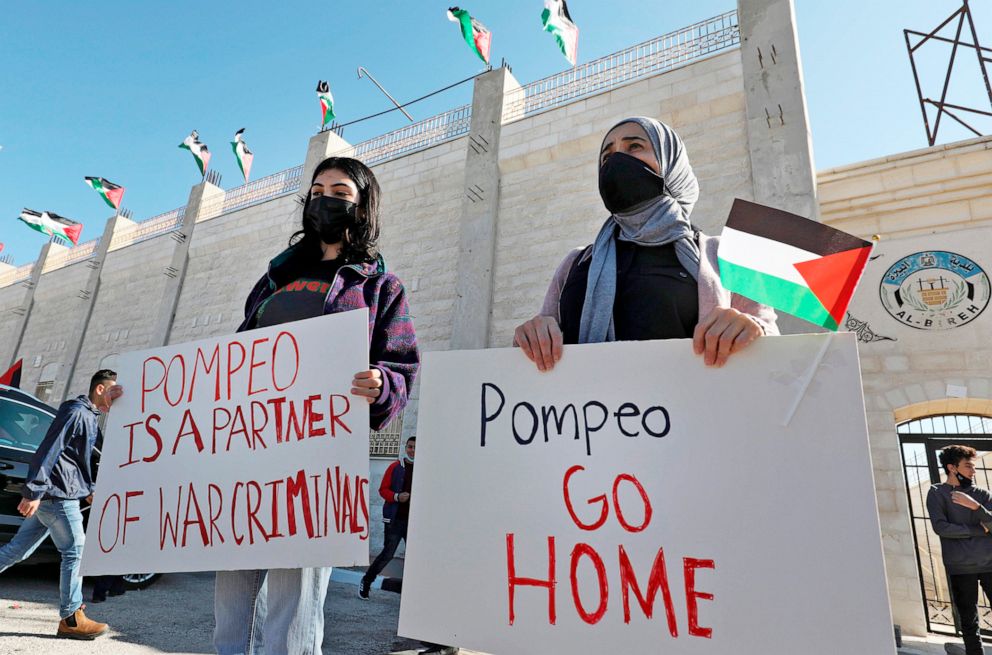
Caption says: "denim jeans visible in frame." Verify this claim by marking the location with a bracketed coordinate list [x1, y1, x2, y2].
[0, 498, 85, 618]
[362, 520, 407, 585]
[214, 567, 331, 655]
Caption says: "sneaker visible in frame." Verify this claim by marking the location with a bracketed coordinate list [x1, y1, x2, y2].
[57, 607, 109, 640]
[358, 578, 371, 600]
[943, 643, 967, 655]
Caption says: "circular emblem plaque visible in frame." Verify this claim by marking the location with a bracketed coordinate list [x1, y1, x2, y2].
[879, 251, 990, 330]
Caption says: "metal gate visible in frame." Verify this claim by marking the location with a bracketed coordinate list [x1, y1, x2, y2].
[900, 414, 992, 635]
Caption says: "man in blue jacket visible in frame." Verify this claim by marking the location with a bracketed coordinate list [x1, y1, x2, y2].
[0, 369, 121, 640]
[927, 444, 992, 655]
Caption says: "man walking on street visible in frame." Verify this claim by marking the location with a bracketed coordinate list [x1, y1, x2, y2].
[0, 369, 121, 640]
[360, 436, 415, 599]
[927, 444, 992, 655]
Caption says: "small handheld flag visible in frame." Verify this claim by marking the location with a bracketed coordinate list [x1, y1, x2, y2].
[447, 7, 492, 64]
[0, 359, 22, 389]
[541, 0, 578, 65]
[231, 128, 254, 182]
[179, 130, 211, 176]
[18, 209, 83, 246]
[717, 199, 873, 330]
[317, 81, 335, 127]
[84, 177, 125, 210]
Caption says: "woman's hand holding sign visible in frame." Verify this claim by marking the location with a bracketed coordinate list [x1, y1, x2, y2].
[351, 369, 383, 403]
[691, 307, 763, 368]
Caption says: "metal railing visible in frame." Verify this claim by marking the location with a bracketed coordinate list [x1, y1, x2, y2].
[109, 207, 186, 251]
[221, 165, 304, 214]
[43, 240, 100, 272]
[0, 263, 34, 288]
[503, 10, 740, 122]
[353, 104, 473, 166]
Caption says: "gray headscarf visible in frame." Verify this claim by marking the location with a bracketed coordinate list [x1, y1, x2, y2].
[578, 117, 701, 343]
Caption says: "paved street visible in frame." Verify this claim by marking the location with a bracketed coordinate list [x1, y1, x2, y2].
[0, 565, 432, 655]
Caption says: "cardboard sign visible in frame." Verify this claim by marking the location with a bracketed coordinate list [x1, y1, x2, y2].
[81, 309, 371, 575]
[399, 333, 895, 654]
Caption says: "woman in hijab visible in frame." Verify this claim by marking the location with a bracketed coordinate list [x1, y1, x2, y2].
[514, 116, 777, 370]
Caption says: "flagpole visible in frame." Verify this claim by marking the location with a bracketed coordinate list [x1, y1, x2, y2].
[781, 331, 835, 426]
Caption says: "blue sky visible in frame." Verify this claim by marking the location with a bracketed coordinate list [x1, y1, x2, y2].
[1, 1, 989, 265]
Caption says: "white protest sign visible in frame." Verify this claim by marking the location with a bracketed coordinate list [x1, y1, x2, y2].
[81, 309, 371, 575]
[399, 333, 895, 654]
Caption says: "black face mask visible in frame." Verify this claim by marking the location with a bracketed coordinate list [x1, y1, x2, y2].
[598, 152, 667, 214]
[305, 196, 357, 244]
[956, 471, 974, 489]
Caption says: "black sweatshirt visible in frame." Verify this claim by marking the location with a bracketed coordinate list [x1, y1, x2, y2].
[926, 483, 992, 575]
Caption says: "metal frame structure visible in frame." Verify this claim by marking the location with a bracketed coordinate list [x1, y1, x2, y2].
[905, 0, 992, 146]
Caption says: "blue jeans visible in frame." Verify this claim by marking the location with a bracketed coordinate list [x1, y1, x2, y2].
[214, 567, 331, 655]
[0, 499, 85, 618]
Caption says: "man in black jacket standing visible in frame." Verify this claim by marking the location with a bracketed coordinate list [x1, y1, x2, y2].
[0, 369, 121, 640]
[927, 444, 992, 655]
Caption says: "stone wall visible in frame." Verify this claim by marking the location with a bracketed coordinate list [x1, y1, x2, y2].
[822, 135, 992, 636]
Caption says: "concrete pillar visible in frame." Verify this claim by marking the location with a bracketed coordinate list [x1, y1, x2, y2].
[4, 241, 62, 369]
[56, 214, 125, 402]
[738, 0, 822, 336]
[738, 0, 819, 221]
[152, 181, 224, 347]
[450, 66, 521, 350]
[301, 130, 354, 192]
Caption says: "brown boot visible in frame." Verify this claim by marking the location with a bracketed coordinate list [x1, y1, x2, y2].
[57, 607, 108, 640]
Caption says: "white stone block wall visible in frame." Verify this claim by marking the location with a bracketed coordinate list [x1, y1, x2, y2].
[68, 235, 176, 396]
[823, 135, 992, 636]
[17, 262, 93, 399]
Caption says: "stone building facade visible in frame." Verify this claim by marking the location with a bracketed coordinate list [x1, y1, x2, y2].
[3, 0, 988, 637]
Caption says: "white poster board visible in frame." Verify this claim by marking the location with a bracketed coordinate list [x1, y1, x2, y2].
[399, 333, 895, 654]
[81, 309, 370, 575]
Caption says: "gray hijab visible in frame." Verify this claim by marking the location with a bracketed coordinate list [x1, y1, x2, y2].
[578, 116, 701, 343]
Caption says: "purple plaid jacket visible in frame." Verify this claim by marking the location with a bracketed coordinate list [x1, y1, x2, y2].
[238, 244, 419, 431]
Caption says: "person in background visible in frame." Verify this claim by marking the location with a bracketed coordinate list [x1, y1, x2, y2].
[0, 369, 121, 640]
[360, 436, 415, 600]
[927, 445, 992, 655]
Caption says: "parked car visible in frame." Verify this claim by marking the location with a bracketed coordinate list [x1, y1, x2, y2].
[0, 384, 159, 588]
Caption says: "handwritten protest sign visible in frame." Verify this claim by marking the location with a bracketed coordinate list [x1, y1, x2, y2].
[81, 309, 370, 575]
[399, 333, 895, 654]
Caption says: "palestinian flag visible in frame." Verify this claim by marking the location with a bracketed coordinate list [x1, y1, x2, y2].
[0, 359, 22, 389]
[231, 128, 254, 182]
[179, 130, 211, 176]
[18, 209, 83, 246]
[717, 199, 873, 330]
[541, 0, 578, 65]
[84, 176, 125, 210]
[447, 7, 491, 64]
[317, 81, 335, 127]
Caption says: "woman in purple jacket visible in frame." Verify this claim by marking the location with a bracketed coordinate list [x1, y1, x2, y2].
[216, 156, 419, 655]
[514, 116, 777, 370]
